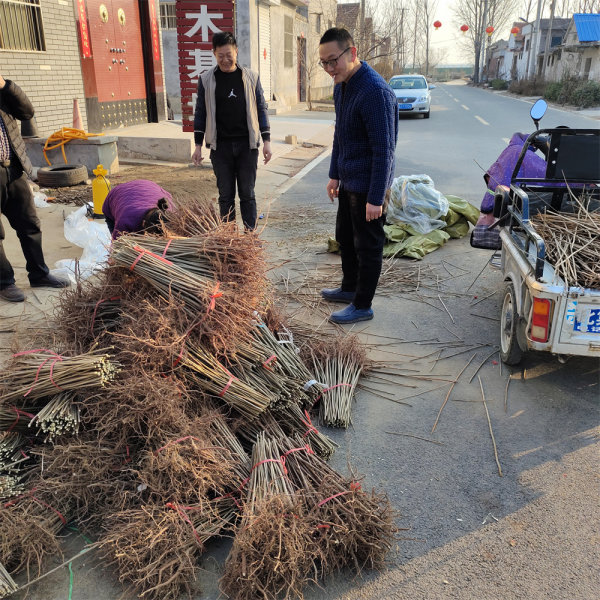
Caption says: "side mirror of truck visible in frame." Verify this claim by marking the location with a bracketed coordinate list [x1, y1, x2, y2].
[530, 99, 548, 130]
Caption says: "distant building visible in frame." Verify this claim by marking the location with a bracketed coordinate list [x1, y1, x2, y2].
[486, 40, 510, 80]
[545, 13, 600, 81]
[160, 0, 337, 123]
[511, 18, 570, 80]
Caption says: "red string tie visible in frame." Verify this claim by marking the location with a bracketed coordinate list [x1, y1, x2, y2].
[7, 406, 36, 433]
[300, 409, 319, 439]
[165, 502, 203, 545]
[262, 354, 277, 370]
[12, 349, 64, 397]
[90, 296, 120, 334]
[161, 238, 173, 257]
[250, 457, 287, 476]
[313, 383, 353, 405]
[207, 281, 223, 313]
[317, 490, 352, 507]
[129, 245, 173, 271]
[280, 445, 313, 472]
[4, 489, 66, 525]
[218, 367, 237, 398]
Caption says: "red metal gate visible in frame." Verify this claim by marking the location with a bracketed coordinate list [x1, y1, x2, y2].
[85, 0, 148, 127]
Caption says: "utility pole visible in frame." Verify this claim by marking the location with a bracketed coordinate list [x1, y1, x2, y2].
[412, 4, 419, 73]
[478, 0, 489, 83]
[528, 0, 544, 79]
[399, 6, 407, 72]
[542, 0, 556, 80]
[360, 0, 366, 55]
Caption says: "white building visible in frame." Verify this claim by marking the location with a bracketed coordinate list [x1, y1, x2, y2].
[160, 0, 337, 117]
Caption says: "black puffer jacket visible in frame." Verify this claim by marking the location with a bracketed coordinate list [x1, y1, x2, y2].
[0, 79, 34, 176]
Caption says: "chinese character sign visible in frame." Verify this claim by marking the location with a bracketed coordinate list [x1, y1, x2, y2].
[76, 0, 91, 58]
[176, 1, 234, 131]
[149, 0, 161, 61]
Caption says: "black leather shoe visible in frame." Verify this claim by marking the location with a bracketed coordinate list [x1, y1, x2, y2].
[30, 274, 71, 288]
[0, 284, 25, 302]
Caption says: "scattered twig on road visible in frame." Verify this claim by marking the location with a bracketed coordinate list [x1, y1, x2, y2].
[466, 260, 489, 292]
[479, 376, 503, 477]
[438, 294, 456, 324]
[470, 312, 501, 322]
[504, 374, 511, 413]
[384, 431, 444, 445]
[431, 354, 477, 434]
[469, 290, 497, 307]
[468, 348, 501, 383]
[481, 512, 499, 525]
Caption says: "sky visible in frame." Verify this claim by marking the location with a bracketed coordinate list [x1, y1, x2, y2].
[424, 1, 509, 65]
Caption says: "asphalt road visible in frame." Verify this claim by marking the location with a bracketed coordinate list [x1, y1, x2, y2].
[395, 81, 597, 206]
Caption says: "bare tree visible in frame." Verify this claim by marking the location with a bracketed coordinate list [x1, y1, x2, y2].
[521, 0, 535, 21]
[554, 0, 600, 14]
[452, 0, 520, 83]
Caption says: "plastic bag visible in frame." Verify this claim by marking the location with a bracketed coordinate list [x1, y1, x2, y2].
[387, 174, 449, 234]
[33, 191, 50, 208]
[52, 204, 111, 282]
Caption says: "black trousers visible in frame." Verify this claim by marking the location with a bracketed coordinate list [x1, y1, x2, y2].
[210, 139, 259, 230]
[335, 188, 386, 310]
[0, 165, 49, 288]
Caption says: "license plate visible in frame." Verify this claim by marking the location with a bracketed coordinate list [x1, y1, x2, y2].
[572, 306, 600, 334]
[398, 103, 413, 110]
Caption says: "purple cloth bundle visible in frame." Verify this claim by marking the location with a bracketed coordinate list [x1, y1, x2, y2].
[102, 179, 173, 239]
[480, 133, 546, 213]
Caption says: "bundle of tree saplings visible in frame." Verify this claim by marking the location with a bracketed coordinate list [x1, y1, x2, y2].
[0, 348, 120, 403]
[0, 197, 393, 600]
[308, 334, 368, 428]
[532, 194, 600, 289]
[221, 432, 395, 600]
[0, 563, 17, 599]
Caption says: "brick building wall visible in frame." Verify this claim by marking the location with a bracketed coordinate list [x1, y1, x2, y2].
[1, 0, 87, 136]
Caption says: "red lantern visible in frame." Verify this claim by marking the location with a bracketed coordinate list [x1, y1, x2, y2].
[511, 26, 520, 35]
[486, 26, 495, 37]
[460, 24, 469, 34]
[433, 20, 442, 30]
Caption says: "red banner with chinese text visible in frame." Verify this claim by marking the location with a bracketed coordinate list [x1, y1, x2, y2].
[176, 0, 235, 132]
[76, 0, 92, 58]
[149, 0, 161, 61]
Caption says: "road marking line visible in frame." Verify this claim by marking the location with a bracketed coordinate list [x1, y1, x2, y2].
[461, 104, 470, 111]
[502, 137, 510, 145]
[475, 115, 490, 125]
[454, 98, 459, 103]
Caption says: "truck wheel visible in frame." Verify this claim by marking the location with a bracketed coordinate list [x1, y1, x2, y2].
[500, 282, 523, 365]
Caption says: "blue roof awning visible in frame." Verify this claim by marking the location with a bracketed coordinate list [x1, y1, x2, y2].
[574, 13, 600, 42]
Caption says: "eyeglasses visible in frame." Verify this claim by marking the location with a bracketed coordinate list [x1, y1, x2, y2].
[319, 47, 351, 70]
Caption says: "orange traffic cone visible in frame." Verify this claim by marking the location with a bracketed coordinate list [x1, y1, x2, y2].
[73, 98, 84, 130]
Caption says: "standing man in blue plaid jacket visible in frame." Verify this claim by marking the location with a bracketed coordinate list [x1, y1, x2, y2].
[318, 28, 398, 324]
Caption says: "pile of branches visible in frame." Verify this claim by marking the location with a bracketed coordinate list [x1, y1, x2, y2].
[0, 196, 394, 599]
[532, 198, 600, 289]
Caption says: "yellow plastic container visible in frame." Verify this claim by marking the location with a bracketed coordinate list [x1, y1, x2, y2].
[92, 164, 110, 217]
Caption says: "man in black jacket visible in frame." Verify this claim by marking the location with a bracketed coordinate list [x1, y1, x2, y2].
[0, 75, 69, 302]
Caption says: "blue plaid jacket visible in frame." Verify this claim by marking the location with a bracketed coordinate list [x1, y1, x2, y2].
[329, 62, 398, 206]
